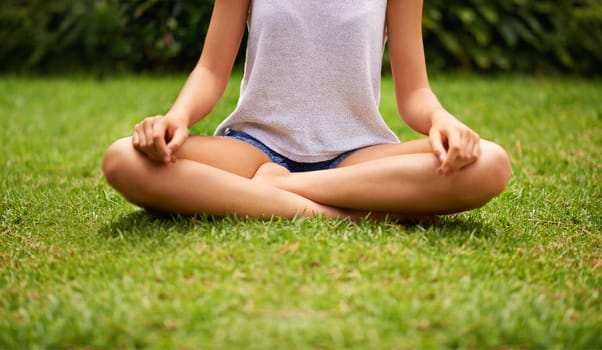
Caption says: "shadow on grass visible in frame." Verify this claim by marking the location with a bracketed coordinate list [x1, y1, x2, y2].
[438, 215, 497, 236]
[97, 210, 215, 240]
[402, 214, 503, 245]
[99, 209, 499, 244]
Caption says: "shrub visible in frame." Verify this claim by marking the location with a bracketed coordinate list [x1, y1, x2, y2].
[422, 0, 602, 74]
[0, 0, 214, 73]
[0, 0, 600, 75]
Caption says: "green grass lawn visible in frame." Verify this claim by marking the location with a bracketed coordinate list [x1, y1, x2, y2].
[1, 73, 600, 349]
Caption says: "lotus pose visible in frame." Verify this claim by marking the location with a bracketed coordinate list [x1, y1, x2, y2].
[102, 0, 511, 222]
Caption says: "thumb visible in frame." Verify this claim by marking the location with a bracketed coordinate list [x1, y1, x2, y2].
[429, 129, 447, 163]
[166, 127, 189, 161]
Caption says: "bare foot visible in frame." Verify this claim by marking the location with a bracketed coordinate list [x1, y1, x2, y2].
[251, 163, 346, 219]
[252, 162, 290, 187]
[252, 163, 440, 225]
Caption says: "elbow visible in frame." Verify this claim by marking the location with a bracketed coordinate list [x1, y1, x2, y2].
[395, 88, 441, 135]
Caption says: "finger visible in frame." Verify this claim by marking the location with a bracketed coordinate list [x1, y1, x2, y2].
[152, 120, 170, 163]
[457, 129, 473, 163]
[132, 124, 141, 149]
[166, 127, 189, 162]
[458, 130, 479, 168]
[141, 142, 164, 162]
[468, 138, 481, 166]
[137, 119, 163, 162]
[142, 119, 156, 149]
[452, 130, 479, 171]
[136, 120, 150, 149]
[473, 139, 482, 159]
[429, 130, 447, 164]
[443, 131, 462, 173]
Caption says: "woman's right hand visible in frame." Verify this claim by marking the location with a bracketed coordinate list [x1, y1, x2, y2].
[132, 115, 189, 163]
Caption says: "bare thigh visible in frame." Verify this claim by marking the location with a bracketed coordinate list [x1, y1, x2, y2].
[103, 135, 350, 218]
[337, 139, 433, 167]
[173, 135, 271, 178]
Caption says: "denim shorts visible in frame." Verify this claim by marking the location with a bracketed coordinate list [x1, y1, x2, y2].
[224, 129, 358, 172]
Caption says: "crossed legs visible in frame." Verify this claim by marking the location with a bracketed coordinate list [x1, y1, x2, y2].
[255, 139, 511, 215]
[102, 136, 511, 220]
[102, 136, 345, 219]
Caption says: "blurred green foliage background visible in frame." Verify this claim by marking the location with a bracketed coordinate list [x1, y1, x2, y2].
[1, 0, 601, 75]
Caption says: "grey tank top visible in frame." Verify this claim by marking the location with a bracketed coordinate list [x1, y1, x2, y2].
[215, 0, 400, 162]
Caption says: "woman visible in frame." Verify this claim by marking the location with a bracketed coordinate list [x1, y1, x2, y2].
[102, 0, 511, 221]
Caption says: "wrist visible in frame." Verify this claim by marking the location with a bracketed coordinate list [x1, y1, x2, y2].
[165, 111, 191, 126]
[430, 108, 452, 124]
[430, 109, 461, 132]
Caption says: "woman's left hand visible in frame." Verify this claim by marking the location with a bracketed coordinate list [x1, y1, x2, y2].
[428, 109, 481, 175]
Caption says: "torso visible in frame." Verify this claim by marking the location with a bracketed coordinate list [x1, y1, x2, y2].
[215, 0, 399, 162]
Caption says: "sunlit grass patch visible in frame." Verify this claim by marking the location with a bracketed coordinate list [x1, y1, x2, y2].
[1, 74, 600, 349]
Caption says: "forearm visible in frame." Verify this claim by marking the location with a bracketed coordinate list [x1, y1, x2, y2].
[165, 65, 229, 127]
[397, 87, 447, 135]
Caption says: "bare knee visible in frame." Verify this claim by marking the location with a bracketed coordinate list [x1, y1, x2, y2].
[483, 141, 511, 193]
[449, 141, 510, 211]
[103, 137, 161, 209]
[102, 137, 138, 190]
[471, 141, 512, 204]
